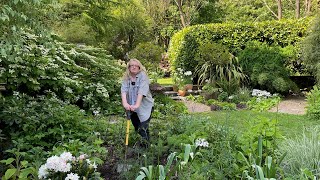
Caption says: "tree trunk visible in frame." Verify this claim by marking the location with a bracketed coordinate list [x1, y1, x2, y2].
[174, 0, 187, 28]
[307, 0, 312, 15]
[296, 0, 300, 18]
[277, 0, 282, 20]
[304, 0, 312, 15]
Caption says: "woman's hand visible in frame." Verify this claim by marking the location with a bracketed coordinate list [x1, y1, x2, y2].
[123, 103, 131, 111]
[130, 104, 139, 111]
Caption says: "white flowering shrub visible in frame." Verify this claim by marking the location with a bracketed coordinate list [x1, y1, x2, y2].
[251, 89, 272, 97]
[195, 138, 209, 148]
[38, 152, 102, 180]
[172, 68, 193, 89]
[247, 89, 281, 112]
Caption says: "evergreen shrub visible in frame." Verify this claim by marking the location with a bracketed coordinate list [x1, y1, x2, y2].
[168, 18, 311, 78]
[238, 41, 297, 93]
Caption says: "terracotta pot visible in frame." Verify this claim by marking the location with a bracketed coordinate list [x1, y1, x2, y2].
[178, 90, 186, 96]
[172, 85, 179, 92]
[185, 84, 193, 91]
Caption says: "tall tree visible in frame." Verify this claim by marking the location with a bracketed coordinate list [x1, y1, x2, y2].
[142, 0, 179, 49]
[301, 16, 320, 84]
[296, 0, 300, 18]
[305, 0, 312, 15]
[262, 0, 281, 20]
[174, 0, 187, 27]
[277, 0, 282, 19]
[173, 0, 206, 27]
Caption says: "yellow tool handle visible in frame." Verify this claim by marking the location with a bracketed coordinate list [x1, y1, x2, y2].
[125, 120, 130, 145]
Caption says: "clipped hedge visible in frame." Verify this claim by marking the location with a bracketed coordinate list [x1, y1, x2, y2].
[168, 18, 312, 74]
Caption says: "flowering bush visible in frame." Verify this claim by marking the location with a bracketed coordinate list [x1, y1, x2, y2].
[38, 152, 102, 180]
[248, 89, 281, 112]
[173, 68, 193, 89]
[195, 138, 209, 148]
[251, 89, 272, 97]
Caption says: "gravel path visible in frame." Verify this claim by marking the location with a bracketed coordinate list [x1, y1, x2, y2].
[268, 96, 307, 115]
[181, 100, 211, 113]
[179, 96, 307, 115]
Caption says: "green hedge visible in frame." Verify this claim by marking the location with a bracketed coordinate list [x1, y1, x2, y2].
[168, 18, 312, 74]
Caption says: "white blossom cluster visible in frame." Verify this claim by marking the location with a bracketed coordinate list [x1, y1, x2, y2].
[184, 71, 192, 76]
[65, 173, 80, 180]
[174, 68, 193, 86]
[252, 89, 272, 97]
[38, 152, 97, 180]
[195, 138, 209, 148]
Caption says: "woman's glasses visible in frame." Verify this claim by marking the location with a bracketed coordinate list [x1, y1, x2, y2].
[129, 64, 139, 68]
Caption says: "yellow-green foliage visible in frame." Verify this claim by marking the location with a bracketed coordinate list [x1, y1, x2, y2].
[168, 18, 312, 74]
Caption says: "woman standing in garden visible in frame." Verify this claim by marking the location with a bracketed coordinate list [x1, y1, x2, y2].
[121, 59, 154, 147]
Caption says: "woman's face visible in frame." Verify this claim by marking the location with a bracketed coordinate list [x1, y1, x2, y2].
[128, 61, 140, 75]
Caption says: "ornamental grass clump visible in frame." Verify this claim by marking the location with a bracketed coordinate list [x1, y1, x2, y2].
[280, 127, 320, 178]
[38, 152, 101, 180]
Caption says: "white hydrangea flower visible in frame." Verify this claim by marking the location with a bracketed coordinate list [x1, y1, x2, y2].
[38, 165, 48, 179]
[252, 89, 272, 98]
[65, 173, 80, 180]
[60, 152, 74, 162]
[45, 155, 71, 173]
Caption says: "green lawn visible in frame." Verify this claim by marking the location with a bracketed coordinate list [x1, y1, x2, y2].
[157, 78, 173, 85]
[191, 110, 318, 138]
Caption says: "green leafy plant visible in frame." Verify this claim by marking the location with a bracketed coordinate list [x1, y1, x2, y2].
[247, 96, 281, 112]
[1, 31, 123, 115]
[128, 42, 164, 72]
[235, 87, 252, 103]
[240, 136, 286, 179]
[152, 94, 188, 119]
[306, 85, 320, 120]
[0, 148, 37, 180]
[136, 140, 206, 180]
[194, 42, 246, 95]
[200, 83, 222, 100]
[301, 15, 320, 83]
[238, 41, 296, 93]
[0, 94, 110, 152]
[136, 152, 176, 180]
[217, 91, 229, 102]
